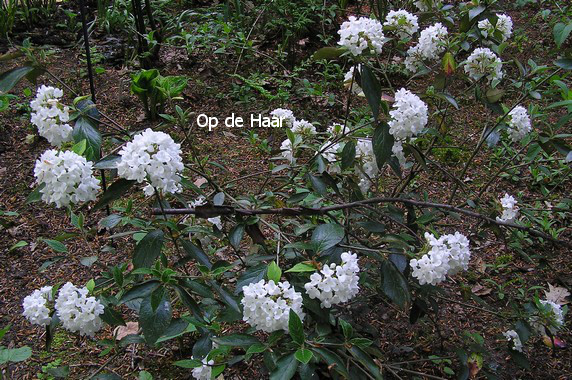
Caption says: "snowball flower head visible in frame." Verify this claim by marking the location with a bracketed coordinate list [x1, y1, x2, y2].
[388, 88, 428, 140]
[496, 193, 519, 223]
[291, 119, 317, 136]
[34, 149, 101, 208]
[280, 139, 295, 164]
[22, 287, 53, 326]
[241, 280, 305, 333]
[304, 252, 360, 308]
[270, 108, 296, 128]
[405, 23, 448, 72]
[30, 85, 73, 147]
[503, 330, 523, 352]
[410, 232, 471, 285]
[464, 48, 503, 82]
[478, 14, 513, 42]
[191, 357, 214, 380]
[117, 128, 184, 196]
[507, 106, 532, 142]
[338, 16, 385, 56]
[384, 10, 419, 39]
[55, 282, 104, 337]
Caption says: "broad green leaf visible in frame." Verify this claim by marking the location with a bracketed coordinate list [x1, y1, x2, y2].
[312, 47, 344, 60]
[181, 240, 212, 269]
[138, 371, 153, 380]
[211, 333, 260, 347]
[313, 348, 349, 378]
[0, 66, 34, 93]
[288, 309, 304, 346]
[99, 214, 122, 229]
[229, 224, 245, 249]
[372, 122, 394, 169]
[295, 349, 313, 364]
[0, 346, 32, 364]
[93, 154, 121, 169]
[285, 263, 316, 273]
[43, 239, 67, 253]
[73, 116, 102, 161]
[101, 305, 126, 327]
[555, 58, 572, 70]
[173, 359, 203, 368]
[270, 353, 298, 380]
[360, 65, 382, 120]
[26, 183, 45, 204]
[139, 293, 172, 345]
[235, 264, 267, 293]
[133, 230, 165, 269]
[72, 139, 87, 155]
[9, 240, 27, 251]
[93, 178, 136, 211]
[267, 262, 282, 283]
[553, 22, 572, 49]
[341, 140, 356, 170]
[311, 223, 344, 253]
[380, 259, 411, 309]
[120, 280, 160, 303]
[468, 5, 485, 21]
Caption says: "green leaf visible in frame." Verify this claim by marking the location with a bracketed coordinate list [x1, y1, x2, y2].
[372, 122, 394, 169]
[173, 285, 204, 321]
[211, 333, 260, 347]
[270, 353, 298, 380]
[313, 348, 349, 378]
[288, 309, 304, 346]
[341, 140, 356, 170]
[101, 305, 126, 327]
[120, 280, 160, 303]
[173, 359, 203, 368]
[93, 154, 121, 170]
[181, 240, 212, 269]
[0, 66, 34, 93]
[555, 58, 572, 70]
[72, 139, 87, 155]
[210, 281, 241, 314]
[47, 365, 70, 378]
[43, 239, 67, 253]
[26, 183, 45, 204]
[73, 116, 102, 161]
[236, 264, 267, 293]
[133, 230, 165, 269]
[308, 174, 327, 196]
[360, 65, 382, 120]
[9, 240, 27, 251]
[229, 224, 245, 250]
[312, 47, 344, 60]
[99, 214, 122, 229]
[267, 262, 282, 283]
[0, 346, 32, 364]
[295, 349, 313, 364]
[93, 178, 136, 211]
[139, 293, 172, 345]
[468, 5, 485, 21]
[285, 263, 316, 273]
[380, 259, 411, 309]
[138, 371, 153, 380]
[509, 349, 530, 369]
[553, 22, 572, 49]
[339, 318, 353, 340]
[311, 223, 344, 253]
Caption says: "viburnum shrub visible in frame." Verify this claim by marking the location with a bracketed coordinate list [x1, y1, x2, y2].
[1, 0, 570, 378]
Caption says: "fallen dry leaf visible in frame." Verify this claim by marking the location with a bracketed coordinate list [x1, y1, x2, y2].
[471, 284, 492, 296]
[114, 321, 140, 340]
[544, 283, 570, 305]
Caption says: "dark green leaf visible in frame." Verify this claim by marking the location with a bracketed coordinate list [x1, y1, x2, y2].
[270, 353, 298, 380]
[341, 140, 356, 170]
[468, 5, 485, 21]
[101, 305, 126, 327]
[93, 155, 121, 170]
[555, 58, 572, 70]
[311, 223, 344, 253]
[211, 333, 260, 347]
[47, 365, 70, 378]
[312, 348, 349, 378]
[139, 293, 172, 345]
[93, 178, 136, 211]
[229, 224, 245, 250]
[73, 116, 102, 161]
[0, 66, 34, 93]
[289, 309, 305, 346]
[372, 122, 394, 169]
[295, 349, 313, 364]
[380, 259, 411, 309]
[99, 214, 122, 229]
[44, 239, 67, 253]
[360, 65, 382, 120]
[174, 285, 204, 321]
[312, 47, 344, 60]
[181, 240, 212, 269]
[120, 281, 160, 303]
[235, 264, 267, 293]
[26, 183, 45, 204]
[133, 230, 164, 269]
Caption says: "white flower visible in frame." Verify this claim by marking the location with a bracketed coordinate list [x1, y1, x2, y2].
[291, 119, 316, 136]
[191, 357, 214, 380]
[507, 106, 532, 142]
[280, 139, 295, 164]
[338, 16, 385, 56]
[30, 85, 73, 147]
[496, 193, 519, 223]
[344, 66, 363, 95]
[355, 138, 379, 193]
[34, 149, 101, 208]
[208, 216, 223, 230]
[388, 88, 428, 140]
[392, 140, 407, 167]
[270, 108, 296, 128]
[384, 10, 419, 39]
[327, 123, 347, 137]
[22, 288, 52, 326]
[464, 48, 503, 82]
[503, 330, 523, 352]
[410, 232, 471, 285]
[405, 23, 448, 73]
[531, 300, 565, 336]
[304, 252, 360, 308]
[190, 196, 207, 207]
[478, 14, 513, 42]
[322, 142, 342, 174]
[415, 0, 429, 11]
[55, 282, 104, 337]
[241, 280, 305, 333]
[117, 128, 184, 196]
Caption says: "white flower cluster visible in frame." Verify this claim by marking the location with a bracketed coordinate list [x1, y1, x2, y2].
[191, 357, 214, 380]
[478, 14, 513, 42]
[304, 252, 360, 308]
[280, 139, 295, 164]
[405, 23, 448, 73]
[531, 300, 565, 336]
[23, 283, 104, 337]
[22, 286, 53, 326]
[55, 282, 105, 337]
[270, 108, 296, 128]
[503, 330, 523, 352]
[496, 193, 519, 223]
[343, 66, 364, 95]
[241, 280, 305, 333]
[322, 142, 342, 174]
[388, 88, 428, 167]
[117, 128, 184, 196]
[410, 232, 471, 285]
[291, 119, 317, 136]
[384, 10, 419, 39]
[30, 85, 73, 147]
[507, 106, 532, 142]
[355, 138, 379, 193]
[34, 149, 101, 208]
[464, 48, 503, 82]
[338, 16, 385, 56]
